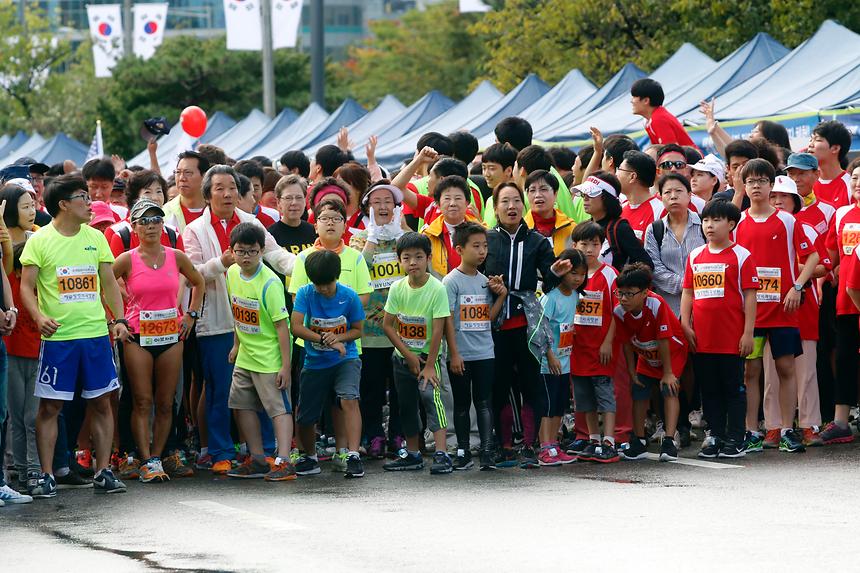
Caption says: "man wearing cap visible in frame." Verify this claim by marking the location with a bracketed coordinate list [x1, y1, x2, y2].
[163, 150, 211, 234]
[689, 154, 726, 209]
[82, 157, 127, 223]
[14, 157, 51, 226]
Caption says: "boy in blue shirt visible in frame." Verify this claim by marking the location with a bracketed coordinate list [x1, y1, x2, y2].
[290, 250, 366, 478]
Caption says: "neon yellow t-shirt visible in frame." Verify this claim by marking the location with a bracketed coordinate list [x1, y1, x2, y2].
[226, 263, 291, 373]
[19, 223, 114, 341]
[383, 275, 450, 357]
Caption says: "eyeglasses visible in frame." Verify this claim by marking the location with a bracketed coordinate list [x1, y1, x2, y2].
[174, 170, 196, 180]
[613, 288, 644, 300]
[317, 215, 344, 224]
[527, 186, 554, 195]
[659, 161, 687, 170]
[615, 167, 636, 175]
[280, 195, 305, 203]
[745, 177, 770, 186]
[233, 249, 260, 257]
[67, 193, 91, 203]
[135, 216, 163, 226]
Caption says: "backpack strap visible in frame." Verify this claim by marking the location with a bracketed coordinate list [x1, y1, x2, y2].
[165, 226, 177, 248]
[118, 226, 132, 252]
[651, 219, 665, 254]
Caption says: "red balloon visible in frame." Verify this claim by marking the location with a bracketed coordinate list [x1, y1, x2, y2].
[180, 106, 207, 138]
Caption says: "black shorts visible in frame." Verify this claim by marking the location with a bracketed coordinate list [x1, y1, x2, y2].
[127, 335, 182, 359]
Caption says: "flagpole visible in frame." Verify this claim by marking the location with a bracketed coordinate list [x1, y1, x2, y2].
[261, 0, 275, 117]
[96, 120, 104, 156]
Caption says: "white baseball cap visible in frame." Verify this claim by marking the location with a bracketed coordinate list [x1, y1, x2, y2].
[5, 177, 36, 196]
[579, 175, 619, 199]
[690, 154, 725, 184]
[772, 175, 799, 196]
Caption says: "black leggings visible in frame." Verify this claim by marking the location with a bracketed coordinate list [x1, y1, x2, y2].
[834, 314, 860, 406]
[359, 347, 402, 441]
[692, 353, 746, 445]
[492, 327, 540, 444]
[449, 358, 494, 453]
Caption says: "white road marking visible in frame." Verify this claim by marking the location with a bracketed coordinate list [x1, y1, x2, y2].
[180, 500, 306, 531]
[641, 452, 743, 469]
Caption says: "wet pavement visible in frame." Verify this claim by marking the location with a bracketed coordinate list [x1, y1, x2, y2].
[2, 443, 859, 572]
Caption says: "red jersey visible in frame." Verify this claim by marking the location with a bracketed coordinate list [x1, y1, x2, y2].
[844, 246, 860, 314]
[826, 204, 860, 315]
[613, 291, 688, 379]
[572, 263, 618, 377]
[814, 171, 852, 209]
[254, 205, 279, 228]
[5, 272, 40, 358]
[682, 243, 758, 354]
[797, 199, 836, 238]
[621, 196, 664, 243]
[734, 209, 816, 328]
[645, 106, 697, 148]
[796, 224, 828, 340]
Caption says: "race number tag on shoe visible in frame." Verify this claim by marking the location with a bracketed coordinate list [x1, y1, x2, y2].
[310, 316, 347, 351]
[459, 294, 490, 331]
[574, 290, 603, 326]
[369, 252, 404, 290]
[692, 263, 726, 300]
[56, 265, 98, 303]
[232, 295, 261, 334]
[139, 308, 179, 346]
[756, 267, 781, 303]
[397, 314, 427, 350]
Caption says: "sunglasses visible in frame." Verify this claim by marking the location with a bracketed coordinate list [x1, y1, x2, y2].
[659, 161, 688, 170]
[135, 215, 163, 226]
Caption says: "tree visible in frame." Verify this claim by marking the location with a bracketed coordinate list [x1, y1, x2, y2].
[337, 0, 488, 107]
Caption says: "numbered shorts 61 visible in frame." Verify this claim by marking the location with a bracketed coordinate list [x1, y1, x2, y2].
[36, 336, 119, 401]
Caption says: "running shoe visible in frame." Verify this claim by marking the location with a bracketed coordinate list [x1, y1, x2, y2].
[265, 458, 297, 481]
[650, 421, 665, 443]
[139, 458, 170, 483]
[24, 470, 41, 493]
[74, 450, 94, 477]
[119, 455, 141, 480]
[819, 422, 854, 445]
[593, 442, 620, 464]
[109, 450, 122, 472]
[344, 454, 365, 479]
[430, 451, 453, 475]
[622, 437, 648, 460]
[93, 469, 127, 494]
[698, 436, 720, 459]
[538, 446, 562, 466]
[289, 448, 301, 465]
[659, 436, 678, 462]
[315, 440, 332, 462]
[211, 459, 232, 475]
[56, 470, 93, 489]
[387, 436, 406, 457]
[577, 441, 599, 461]
[801, 426, 823, 447]
[552, 444, 576, 464]
[0, 483, 33, 505]
[294, 455, 322, 476]
[331, 451, 349, 473]
[227, 456, 269, 479]
[564, 438, 590, 456]
[718, 442, 746, 458]
[452, 449, 474, 471]
[743, 431, 764, 453]
[688, 409, 705, 429]
[163, 452, 194, 478]
[194, 453, 213, 470]
[519, 446, 539, 469]
[479, 450, 496, 471]
[779, 429, 806, 453]
[383, 449, 424, 471]
[763, 429, 781, 449]
[367, 436, 386, 460]
[494, 448, 518, 468]
[30, 474, 57, 499]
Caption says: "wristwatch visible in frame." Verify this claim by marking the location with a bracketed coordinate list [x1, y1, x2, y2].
[188, 310, 200, 321]
[110, 318, 130, 327]
[8, 307, 17, 315]
[793, 283, 803, 292]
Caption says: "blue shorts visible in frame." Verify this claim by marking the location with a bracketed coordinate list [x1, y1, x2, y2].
[35, 336, 119, 401]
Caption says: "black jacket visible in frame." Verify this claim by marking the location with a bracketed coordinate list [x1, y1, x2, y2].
[483, 222, 559, 321]
[597, 216, 653, 271]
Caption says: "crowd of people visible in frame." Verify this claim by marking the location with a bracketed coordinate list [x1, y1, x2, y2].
[0, 77, 858, 506]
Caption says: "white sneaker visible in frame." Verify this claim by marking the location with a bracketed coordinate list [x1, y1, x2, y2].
[650, 421, 665, 443]
[0, 483, 33, 504]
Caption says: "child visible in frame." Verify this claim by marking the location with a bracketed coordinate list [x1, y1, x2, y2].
[224, 223, 296, 481]
[808, 120, 853, 208]
[290, 250, 366, 478]
[733, 159, 818, 453]
[680, 201, 758, 458]
[614, 263, 688, 462]
[382, 232, 453, 474]
[570, 222, 621, 463]
[536, 249, 587, 466]
[444, 222, 508, 471]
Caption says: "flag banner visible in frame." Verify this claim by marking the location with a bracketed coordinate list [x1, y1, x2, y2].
[133, 3, 168, 60]
[272, 0, 302, 49]
[224, 0, 262, 50]
[87, 4, 124, 77]
[86, 120, 104, 161]
[459, 0, 491, 13]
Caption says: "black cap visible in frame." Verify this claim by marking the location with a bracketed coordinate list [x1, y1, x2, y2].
[140, 117, 172, 142]
[0, 164, 32, 182]
[13, 156, 49, 174]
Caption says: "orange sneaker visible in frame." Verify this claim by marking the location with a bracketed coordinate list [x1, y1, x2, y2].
[763, 429, 781, 449]
[110, 450, 122, 471]
[119, 455, 141, 480]
[211, 459, 232, 474]
[75, 449, 94, 473]
[802, 426, 823, 447]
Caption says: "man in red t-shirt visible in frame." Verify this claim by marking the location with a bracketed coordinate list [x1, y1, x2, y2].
[631, 78, 697, 148]
[617, 150, 662, 242]
[808, 120, 853, 208]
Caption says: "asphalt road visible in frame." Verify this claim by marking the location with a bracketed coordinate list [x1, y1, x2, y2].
[2, 443, 859, 572]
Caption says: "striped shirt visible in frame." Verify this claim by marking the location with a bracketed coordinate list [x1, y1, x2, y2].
[643, 212, 705, 316]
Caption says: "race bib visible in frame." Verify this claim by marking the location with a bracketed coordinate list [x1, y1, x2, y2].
[756, 267, 781, 303]
[231, 295, 260, 334]
[139, 308, 179, 346]
[459, 294, 490, 331]
[574, 290, 603, 326]
[692, 263, 726, 300]
[632, 338, 661, 367]
[310, 316, 347, 352]
[842, 223, 860, 255]
[557, 323, 573, 357]
[397, 314, 427, 350]
[369, 252, 403, 290]
[56, 265, 98, 303]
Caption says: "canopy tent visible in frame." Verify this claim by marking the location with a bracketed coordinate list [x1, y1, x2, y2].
[303, 95, 405, 155]
[375, 80, 504, 167]
[227, 107, 299, 160]
[536, 63, 647, 142]
[0, 135, 9, 152]
[27, 133, 89, 166]
[241, 103, 329, 161]
[464, 74, 550, 138]
[207, 109, 271, 153]
[374, 91, 455, 142]
[0, 133, 46, 168]
[0, 131, 30, 161]
[128, 111, 236, 172]
[283, 98, 367, 158]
